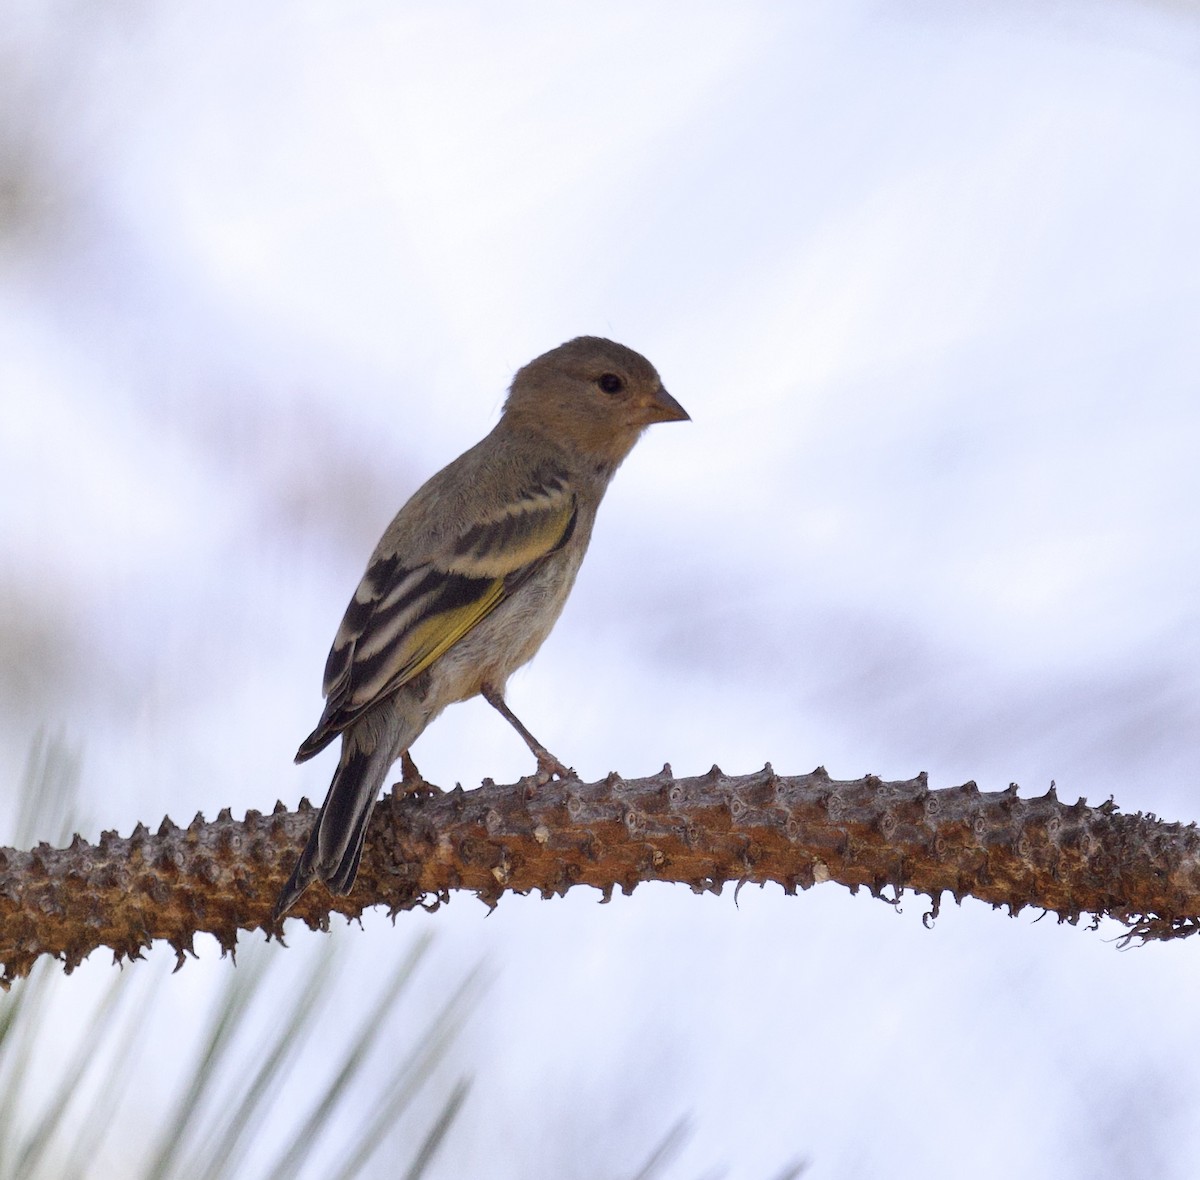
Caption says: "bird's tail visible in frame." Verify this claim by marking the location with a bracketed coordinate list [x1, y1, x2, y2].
[274, 728, 399, 920]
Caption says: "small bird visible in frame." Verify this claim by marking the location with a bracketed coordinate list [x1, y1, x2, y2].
[275, 336, 688, 918]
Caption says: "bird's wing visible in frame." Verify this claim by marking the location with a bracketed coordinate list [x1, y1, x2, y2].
[296, 463, 577, 761]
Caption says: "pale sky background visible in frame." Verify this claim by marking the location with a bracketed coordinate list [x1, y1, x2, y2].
[3, 1, 1200, 1177]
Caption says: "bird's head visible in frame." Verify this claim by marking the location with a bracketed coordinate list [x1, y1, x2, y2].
[503, 336, 689, 470]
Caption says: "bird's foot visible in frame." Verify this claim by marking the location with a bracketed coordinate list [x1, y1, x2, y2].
[391, 751, 443, 799]
[533, 750, 574, 785]
[480, 683, 573, 787]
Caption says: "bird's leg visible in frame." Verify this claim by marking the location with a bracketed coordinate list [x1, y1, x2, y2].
[481, 683, 573, 782]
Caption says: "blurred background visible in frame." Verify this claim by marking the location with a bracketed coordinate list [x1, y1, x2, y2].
[3, 1, 1200, 1176]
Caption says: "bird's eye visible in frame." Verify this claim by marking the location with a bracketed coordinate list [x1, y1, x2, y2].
[597, 373, 624, 394]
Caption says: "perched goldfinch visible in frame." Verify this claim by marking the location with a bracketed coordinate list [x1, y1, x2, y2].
[275, 337, 688, 917]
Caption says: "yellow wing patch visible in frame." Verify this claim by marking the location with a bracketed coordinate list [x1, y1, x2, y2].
[359, 576, 507, 700]
[298, 466, 577, 758]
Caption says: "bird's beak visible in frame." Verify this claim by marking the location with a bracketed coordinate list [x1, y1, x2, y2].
[645, 386, 691, 424]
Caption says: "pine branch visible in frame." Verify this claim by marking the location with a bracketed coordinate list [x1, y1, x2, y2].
[2, 766, 1199, 986]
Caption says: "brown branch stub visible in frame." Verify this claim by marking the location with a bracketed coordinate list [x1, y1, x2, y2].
[2, 768, 1199, 985]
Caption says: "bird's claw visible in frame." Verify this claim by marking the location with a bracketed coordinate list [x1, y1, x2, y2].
[394, 779, 443, 799]
[391, 751, 442, 798]
[534, 753, 574, 785]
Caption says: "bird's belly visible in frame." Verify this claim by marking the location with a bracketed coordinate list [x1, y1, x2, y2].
[424, 552, 583, 708]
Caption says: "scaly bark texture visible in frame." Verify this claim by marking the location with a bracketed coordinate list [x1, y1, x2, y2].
[2, 766, 1199, 985]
